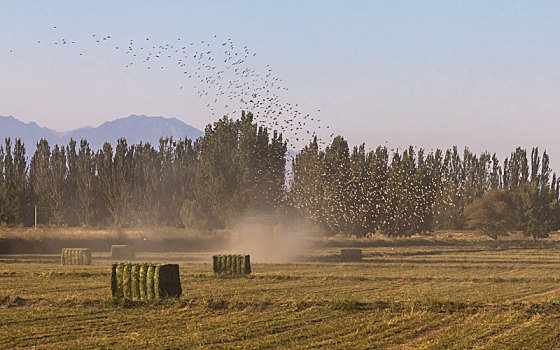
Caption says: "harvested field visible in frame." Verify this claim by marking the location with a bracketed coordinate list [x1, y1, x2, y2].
[3, 243, 560, 348]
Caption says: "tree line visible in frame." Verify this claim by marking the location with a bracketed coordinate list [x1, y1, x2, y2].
[0, 112, 558, 239]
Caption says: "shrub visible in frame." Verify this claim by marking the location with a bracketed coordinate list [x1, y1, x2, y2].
[329, 296, 359, 311]
[464, 189, 516, 240]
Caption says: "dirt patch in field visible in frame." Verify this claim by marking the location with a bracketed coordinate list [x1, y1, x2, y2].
[2, 296, 51, 308]
[0, 271, 25, 277]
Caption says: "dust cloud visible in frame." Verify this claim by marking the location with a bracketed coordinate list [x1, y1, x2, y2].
[224, 215, 319, 263]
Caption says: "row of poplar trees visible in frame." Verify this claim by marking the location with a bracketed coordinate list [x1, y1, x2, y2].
[0, 112, 286, 230]
[0, 112, 559, 238]
[291, 137, 560, 240]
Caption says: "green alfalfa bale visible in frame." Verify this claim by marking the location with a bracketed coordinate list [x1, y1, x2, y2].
[153, 265, 161, 299]
[155, 264, 182, 298]
[340, 249, 362, 262]
[213, 255, 219, 274]
[243, 255, 251, 275]
[236, 255, 242, 275]
[60, 249, 66, 265]
[226, 255, 233, 275]
[215, 255, 222, 275]
[139, 264, 148, 300]
[82, 249, 91, 265]
[122, 263, 132, 299]
[131, 264, 141, 300]
[61, 248, 91, 265]
[111, 263, 118, 298]
[231, 255, 237, 275]
[114, 263, 125, 299]
[111, 245, 135, 260]
[146, 264, 156, 300]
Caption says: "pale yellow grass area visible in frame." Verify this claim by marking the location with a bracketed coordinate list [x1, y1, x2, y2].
[0, 226, 221, 240]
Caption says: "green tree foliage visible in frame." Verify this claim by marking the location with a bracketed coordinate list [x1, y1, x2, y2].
[0, 114, 558, 241]
[464, 189, 516, 239]
[76, 140, 97, 226]
[0, 139, 29, 225]
[195, 112, 287, 229]
[516, 149, 560, 241]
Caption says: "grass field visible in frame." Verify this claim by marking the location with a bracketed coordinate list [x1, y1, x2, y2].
[3, 243, 560, 349]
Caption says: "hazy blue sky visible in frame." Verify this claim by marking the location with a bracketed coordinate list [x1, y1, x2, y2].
[1, 1, 560, 167]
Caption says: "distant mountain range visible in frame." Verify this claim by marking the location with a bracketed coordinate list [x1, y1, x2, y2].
[0, 115, 204, 155]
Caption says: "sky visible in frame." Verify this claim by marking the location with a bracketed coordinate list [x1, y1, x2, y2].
[1, 1, 560, 169]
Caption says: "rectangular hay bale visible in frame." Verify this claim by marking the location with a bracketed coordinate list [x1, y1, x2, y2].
[122, 263, 132, 299]
[61, 248, 91, 265]
[341, 249, 362, 262]
[111, 263, 181, 300]
[212, 254, 251, 276]
[139, 264, 148, 300]
[111, 245, 135, 260]
[146, 264, 155, 300]
[114, 263, 124, 299]
[131, 264, 140, 300]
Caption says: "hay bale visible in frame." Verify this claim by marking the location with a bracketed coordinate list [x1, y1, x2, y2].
[131, 264, 140, 300]
[114, 263, 124, 299]
[122, 263, 132, 299]
[60, 248, 91, 265]
[243, 255, 251, 274]
[111, 263, 181, 300]
[225, 255, 232, 275]
[212, 254, 251, 276]
[155, 264, 182, 298]
[111, 245, 135, 260]
[111, 263, 118, 298]
[212, 255, 219, 274]
[146, 264, 155, 300]
[341, 249, 362, 262]
[139, 264, 148, 300]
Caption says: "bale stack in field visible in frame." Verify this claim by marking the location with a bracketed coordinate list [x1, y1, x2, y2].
[111, 263, 181, 300]
[111, 245, 135, 260]
[61, 248, 91, 265]
[341, 249, 362, 262]
[213, 254, 251, 276]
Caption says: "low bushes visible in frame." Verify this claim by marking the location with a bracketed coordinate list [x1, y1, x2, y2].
[111, 245, 135, 260]
[340, 249, 362, 262]
[213, 255, 251, 276]
[61, 248, 91, 265]
[111, 263, 181, 300]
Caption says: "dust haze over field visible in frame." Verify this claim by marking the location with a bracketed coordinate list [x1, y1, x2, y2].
[224, 215, 319, 263]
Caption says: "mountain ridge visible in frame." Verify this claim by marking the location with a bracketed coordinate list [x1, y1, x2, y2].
[0, 114, 204, 155]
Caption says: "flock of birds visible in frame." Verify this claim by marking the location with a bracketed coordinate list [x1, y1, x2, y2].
[6, 26, 472, 233]
[9, 26, 334, 151]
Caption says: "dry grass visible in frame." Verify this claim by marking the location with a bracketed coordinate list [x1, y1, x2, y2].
[3, 243, 560, 348]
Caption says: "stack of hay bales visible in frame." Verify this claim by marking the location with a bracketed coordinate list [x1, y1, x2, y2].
[111, 245, 135, 260]
[212, 254, 251, 276]
[111, 263, 181, 300]
[341, 249, 362, 262]
[61, 248, 91, 265]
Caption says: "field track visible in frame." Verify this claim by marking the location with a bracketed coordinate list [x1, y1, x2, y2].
[3, 245, 560, 349]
